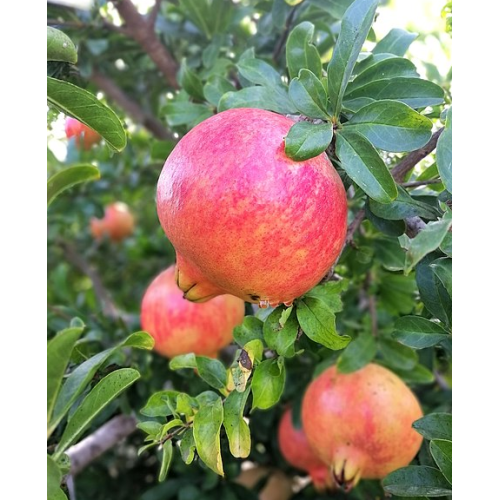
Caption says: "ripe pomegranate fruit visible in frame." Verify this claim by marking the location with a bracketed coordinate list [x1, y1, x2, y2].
[301, 363, 423, 491]
[90, 202, 135, 243]
[140, 265, 244, 358]
[156, 108, 347, 307]
[65, 117, 101, 150]
[278, 408, 333, 492]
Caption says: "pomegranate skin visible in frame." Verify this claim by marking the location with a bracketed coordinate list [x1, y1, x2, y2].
[65, 117, 101, 150]
[90, 202, 135, 242]
[278, 408, 333, 492]
[156, 108, 347, 306]
[140, 265, 245, 358]
[301, 364, 423, 488]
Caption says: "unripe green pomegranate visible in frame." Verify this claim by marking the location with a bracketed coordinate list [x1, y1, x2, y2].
[301, 363, 423, 491]
[65, 117, 101, 150]
[278, 408, 333, 492]
[156, 108, 347, 308]
[140, 265, 244, 358]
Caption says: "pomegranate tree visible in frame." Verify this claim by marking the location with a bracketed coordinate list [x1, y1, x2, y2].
[156, 108, 347, 308]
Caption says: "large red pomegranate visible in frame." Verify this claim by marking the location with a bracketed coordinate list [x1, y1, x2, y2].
[301, 363, 423, 491]
[140, 265, 244, 358]
[278, 408, 333, 492]
[65, 117, 101, 150]
[156, 108, 347, 307]
[90, 202, 135, 243]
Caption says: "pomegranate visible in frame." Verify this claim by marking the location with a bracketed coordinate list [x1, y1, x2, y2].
[278, 408, 333, 492]
[140, 265, 244, 358]
[235, 465, 293, 500]
[90, 202, 135, 242]
[301, 363, 423, 491]
[156, 108, 347, 307]
[65, 117, 101, 150]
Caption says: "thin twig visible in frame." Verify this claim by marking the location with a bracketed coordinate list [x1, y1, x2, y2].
[147, 0, 162, 29]
[272, 7, 297, 63]
[345, 208, 365, 247]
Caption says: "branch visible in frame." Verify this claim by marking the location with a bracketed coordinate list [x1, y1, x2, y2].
[147, 0, 162, 30]
[111, 0, 179, 88]
[345, 208, 365, 247]
[66, 415, 137, 476]
[272, 7, 297, 63]
[90, 69, 175, 140]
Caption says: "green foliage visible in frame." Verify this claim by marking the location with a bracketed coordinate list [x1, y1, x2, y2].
[47, 165, 100, 206]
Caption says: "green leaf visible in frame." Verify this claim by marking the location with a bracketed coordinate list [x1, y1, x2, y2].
[179, 428, 196, 464]
[305, 280, 346, 312]
[336, 129, 398, 203]
[141, 391, 180, 418]
[309, 0, 355, 19]
[47, 77, 126, 152]
[345, 77, 445, 109]
[348, 58, 419, 94]
[179, 0, 212, 37]
[159, 441, 173, 482]
[49, 332, 153, 435]
[391, 363, 435, 385]
[344, 100, 432, 152]
[286, 22, 322, 80]
[237, 58, 283, 87]
[264, 307, 299, 357]
[219, 86, 296, 114]
[47, 165, 100, 207]
[379, 337, 418, 370]
[393, 316, 448, 349]
[373, 237, 406, 271]
[179, 59, 205, 101]
[233, 317, 264, 347]
[164, 102, 213, 127]
[337, 332, 376, 373]
[285, 122, 333, 161]
[54, 368, 140, 459]
[289, 70, 331, 120]
[369, 186, 440, 220]
[137, 421, 163, 436]
[365, 202, 406, 236]
[251, 358, 286, 410]
[47, 27, 77, 64]
[223, 386, 251, 458]
[327, 0, 378, 118]
[203, 76, 235, 107]
[296, 297, 351, 350]
[193, 397, 224, 476]
[169, 353, 198, 370]
[436, 107, 452, 193]
[413, 413, 452, 441]
[404, 217, 452, 273]
[430, 257, 452, 298]
[440, 232, 452, 257]
[382, 466, 452, 497]
[47, 455, 62, 498]
[429, 440, 452, 484]
[373, 29, 418, 56]
[47, 326, 85, 426]
[196, 356, 227, 391]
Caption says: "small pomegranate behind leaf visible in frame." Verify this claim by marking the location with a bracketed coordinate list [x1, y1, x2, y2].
[301, 363, 423, 491]
[278, 408, 334, 492]
[235, 465, 293, 500]
[156, 108, 347, 307]
[140, 265, 244, 358]
[90, 202, 135, 243]
[65, 117, 101, 150]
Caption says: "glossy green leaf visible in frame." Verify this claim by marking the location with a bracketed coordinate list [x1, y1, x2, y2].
[404, 217, 452, 273]
[413, 413, 452, 441]
[286, 22, 322, 80]
[137, 421, 163, 436]
[344, 100, 432, 152]
[430, 257, 452, 298]
[47, 77, 126, 152]
[233, 317, 264, 346]
[296, 297, 351, 350]
[336, 129, 398, 203]
[169, 353, 198, 370]
[264, 307, 300, 358]
[223, 386, 251, 458]
[179, 428, 196, 464]
[47, 326, 84, 426]
[327, 0, 378, 117]
[345, 77, 445, 109]
[365, 202, 406, 236]
[196, 356, 227, 391]
[237, 58, 283, 87]
[48, 165, 100, 206]
[337, 332, 376, 373]
[164, 102, 213, 127]
[309, 0, 355, 19]
[393, 316, 448, 349]
[193, 397, 224, 476]
[379, 337, 418, 370]
[347, 58, 419, 94]
[203, 76, 235, 107]
[343, 97, 377, 113]
[251, 358, 286, 410]
[219, 86, 296, 114]
[369, 186, 440, 220]
[391, 363, 435, 385]
[289, 70, 331, 120]
[436, 107, 452, 193]
[285, 122, 333, 161]
[47, 455, 62, 499]
[158, 441, 173, 482]
[382, 466, 452, 497]
[54, 368, 140, 459]
[178, 0, 212, 37]
[47, 27, 77, 63]
[49, 332, 153, 435]
[373, 237, 406, 271]
[179, 59, 205, 100]
[429, 439, 452, 484]
[305, 280, 346, 312]
[373, 28, 418, 56]
[440, 232, 452, 257]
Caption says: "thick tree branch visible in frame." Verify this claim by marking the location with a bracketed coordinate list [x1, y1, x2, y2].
[90, 69, 174, 140]
[112, 0, 179, 88]
[66, 415, 137, 476]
